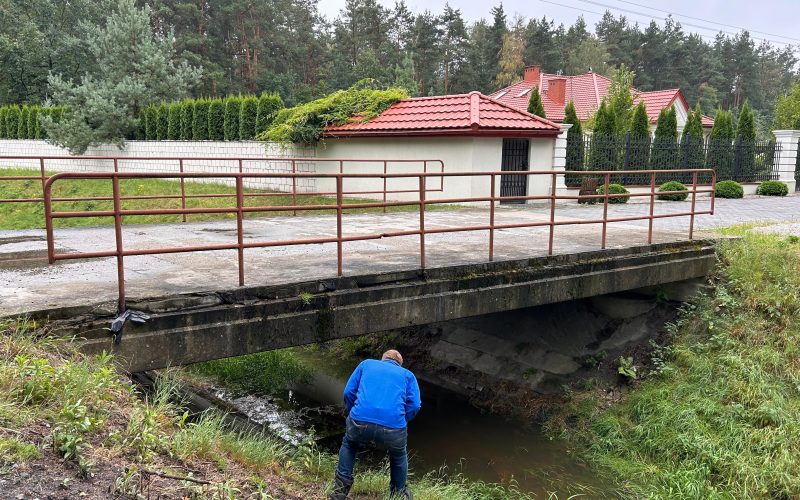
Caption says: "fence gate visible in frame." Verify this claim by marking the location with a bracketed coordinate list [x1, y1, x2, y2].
[500, 138, 529, 203]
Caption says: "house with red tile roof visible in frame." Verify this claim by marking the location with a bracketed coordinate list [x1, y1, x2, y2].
[314, 91, 567, 201]
[490, 66, 714, 138]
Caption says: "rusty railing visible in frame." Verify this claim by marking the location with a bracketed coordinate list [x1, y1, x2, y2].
[42, 168, 715, 311]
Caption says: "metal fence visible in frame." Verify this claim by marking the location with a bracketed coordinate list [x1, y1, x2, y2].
[566, 134, 780, 187]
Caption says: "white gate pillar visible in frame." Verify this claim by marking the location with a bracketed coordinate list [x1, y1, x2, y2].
[552, 124, 571, 194]
[773, 130, 800, 191]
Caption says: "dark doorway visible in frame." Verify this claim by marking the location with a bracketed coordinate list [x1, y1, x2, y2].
[500, 138, 530, 203]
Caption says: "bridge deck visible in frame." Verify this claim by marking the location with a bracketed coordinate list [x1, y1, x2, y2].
[0, 198, 736, 316]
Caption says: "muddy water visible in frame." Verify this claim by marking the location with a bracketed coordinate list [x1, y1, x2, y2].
[212, 350, 611, 496]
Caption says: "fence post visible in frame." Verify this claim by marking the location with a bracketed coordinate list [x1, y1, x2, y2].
[772, 130, 800, 191]
[623, 132, 631, 184]
[733, 137, 742, 181]
[551, 124, 571, 194]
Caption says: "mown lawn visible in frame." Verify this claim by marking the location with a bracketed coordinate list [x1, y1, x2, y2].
[0, 168, 462, 230]
[549, 229, 800, 498]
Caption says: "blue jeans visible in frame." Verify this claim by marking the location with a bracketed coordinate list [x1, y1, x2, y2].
[335, 416, 409, 493]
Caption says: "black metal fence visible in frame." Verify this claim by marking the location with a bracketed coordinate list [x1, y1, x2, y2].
[566, 134, 781, 187]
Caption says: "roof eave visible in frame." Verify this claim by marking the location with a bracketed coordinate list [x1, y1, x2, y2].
[323, 128, 560, 139]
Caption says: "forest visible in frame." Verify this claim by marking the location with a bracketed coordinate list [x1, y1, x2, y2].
[0, 0, 797, 129]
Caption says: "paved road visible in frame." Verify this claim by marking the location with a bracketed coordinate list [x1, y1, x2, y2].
[1, 194, 797, 315]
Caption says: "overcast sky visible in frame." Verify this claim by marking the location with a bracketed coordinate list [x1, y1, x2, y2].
[316, 0, 800, 49]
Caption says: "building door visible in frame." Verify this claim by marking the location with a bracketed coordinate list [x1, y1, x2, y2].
[500, 138, 530, 203]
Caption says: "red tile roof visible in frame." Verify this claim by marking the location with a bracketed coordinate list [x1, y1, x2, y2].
[323, 92, 561, 138]
[490, 72, 714, 128]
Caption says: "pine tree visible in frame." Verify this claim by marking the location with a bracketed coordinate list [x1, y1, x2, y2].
[192, 99, 209, 140]
[208, 99, 225, 140]
[239, 96, 258, 140]
[392, 54, 419, 97]
[564, 101, 585, 184]
[527, 86, 545, 117]
[180, 101, 193, 140]
[224, 97, 241, 141]
[167, 102, 182, 139]
[255, 93, 284, 137]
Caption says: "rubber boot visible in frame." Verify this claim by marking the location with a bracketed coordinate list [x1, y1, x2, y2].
[329, 473, 352, 500]
[390, 487, 413, 499]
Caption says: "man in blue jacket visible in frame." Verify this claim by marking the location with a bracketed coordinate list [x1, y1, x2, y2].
[330, 349, 421, 500]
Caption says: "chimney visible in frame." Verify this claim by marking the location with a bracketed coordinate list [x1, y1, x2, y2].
[549, 77, 566, 106]
[523, 65, 541, 84]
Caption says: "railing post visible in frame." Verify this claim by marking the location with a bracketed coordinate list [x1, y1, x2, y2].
[648, 171, 655, 244]
[623, 132, 631, 184]
[336, 175, 343, 276]
[383, 160, 388, 214]
[235, 174, 245, 286]
[689, 171, 698, 240]
[39, 158, 46, 199]
[44, 177, 55, 265]
[489, 174, 495, 261]
[179, 159, 187, 223]
[549, 172, 556, 255]
[418, 175, 426, 269]
[601, 173, 609, 249]
[291, 159, 297, 216]
[111, 172, 126, 312]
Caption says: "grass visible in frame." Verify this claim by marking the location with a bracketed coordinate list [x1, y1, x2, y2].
[0, 167, 464, 230]
[0, 318, 541, 498]
[548, 229, 800, 498]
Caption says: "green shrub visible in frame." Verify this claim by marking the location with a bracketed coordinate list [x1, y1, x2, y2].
[157, 103, 169, 140]
[27, 107, 40, 139]
[756, 180, 788, 197]
[255, 93, 284, 136]
[6, 106, 20, 139]
[167, 102, 182, 140]
[18, 106, 30, 139]
[207, 99, 225, 140]
[239, 96, 258, 140]
[191, 99, 210, 140]
[597, 183, 630, 204]
[143, 105, 157, 140]
[180, 101, 193, 140]
[0, 107, 7, 138]
[715, 180, 744, 199]
[224, 96, 241, 141]
[657, 181, 689, 201]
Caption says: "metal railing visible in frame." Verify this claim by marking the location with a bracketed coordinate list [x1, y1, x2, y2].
[42, 168, 716, 311]
[0, 155, 445, 222]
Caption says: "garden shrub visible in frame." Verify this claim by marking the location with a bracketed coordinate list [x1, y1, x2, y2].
[167, 102, 182, 140]
[715, 180, 744, 199]
[180, 101, 193, 140]
[239, 96, 258, 140]
[255, 93, 284, 136]
[191, 99, 210, 140]
[756, 180, 788, 197]
[0, 107, 7, 137]
[6, 106, 20, 139]
[260, 80, 407, 144]
[157, 103, 169, 140]
[144, 105, 157, 140]
[207, 99, 224, 140]
[597, 183, 630, 204]
[27, 107, 40, 139]
[18, 106, 30, 139]
[657, 181, 689, 201]
[224, 96, 241, 141]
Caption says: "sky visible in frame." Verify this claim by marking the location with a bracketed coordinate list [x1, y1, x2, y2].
[315, 0, 800, 49]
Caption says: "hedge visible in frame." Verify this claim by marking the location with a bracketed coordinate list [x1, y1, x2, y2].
[756, 180, 788, 197]
[180, 101, 193, 140]
[224, 96, 242, 141]
[208, 99, 225, 140]
[167, 102, 182, 140]
[192, 99, 210, 140]
[157, 103, 169, 140]
[0, 105, 64, 139]
[597, 183, 630, 204]
[256, 93, 284, 136]
[715, 180, 744, 199]
[657, 181, 689, 201]
[239, 96, 258, 140]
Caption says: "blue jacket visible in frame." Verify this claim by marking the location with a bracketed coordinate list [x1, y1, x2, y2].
[343, 359, 421, 429]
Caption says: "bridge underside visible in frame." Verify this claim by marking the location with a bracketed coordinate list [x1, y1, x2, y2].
[49, 240, 716, 372]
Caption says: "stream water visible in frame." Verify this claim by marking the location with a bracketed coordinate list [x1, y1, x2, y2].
[209, 350, 611, 497]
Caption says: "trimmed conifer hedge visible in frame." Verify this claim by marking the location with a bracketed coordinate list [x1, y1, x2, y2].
[0, 105, 65, 139]
[180, 101, 193, 140]
[239, 96, 258, 140]
[208, 99, 225, 140]
[224, 97, 242, 141]
[192, 99, 210, 140]
[167, 102, 182, 140]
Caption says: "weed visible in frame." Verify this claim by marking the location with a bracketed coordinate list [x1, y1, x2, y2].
[616, 357, 637, 380]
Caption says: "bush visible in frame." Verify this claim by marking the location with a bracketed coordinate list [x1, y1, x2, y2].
[756, 180, 788, 197]
[239, 96, 258, 140]
[18, 106, 30, 139]
[157, 103, 169, 140]
[143, 105, 157, 140]
[180, 101, 193, 140]
[255, 93, 284, 136]
[0, 107, 7, 138]
[191, 99, 210, 140]
[224, 96, 241, 141]
[597, 183, 630, 204]
[6, 106, 20, 139]
[27, 107, 40, 139]
[167, 102, 182, 140]
[657, 181, 689, 201]
[207, 99, 225, 140]
[715, 180, 744, 199]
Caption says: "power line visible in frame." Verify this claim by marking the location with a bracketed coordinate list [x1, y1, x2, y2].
[613, 0, 800, 43]
[574, 0, 797, 47]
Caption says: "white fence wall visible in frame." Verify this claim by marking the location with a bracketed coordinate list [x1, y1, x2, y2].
[0, 140, 318, 192]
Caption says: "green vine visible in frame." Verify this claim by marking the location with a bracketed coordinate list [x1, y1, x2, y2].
[257, 79, 408, 145]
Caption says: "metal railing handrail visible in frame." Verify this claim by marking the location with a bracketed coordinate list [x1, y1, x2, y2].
[42, 168, 716, 311]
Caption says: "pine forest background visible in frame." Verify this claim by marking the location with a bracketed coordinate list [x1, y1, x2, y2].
[1, 0, 798, 138]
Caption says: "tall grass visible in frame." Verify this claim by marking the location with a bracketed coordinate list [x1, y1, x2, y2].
[550, 230, 800, 498]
